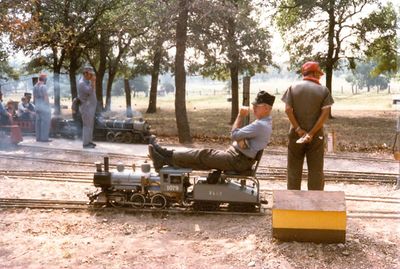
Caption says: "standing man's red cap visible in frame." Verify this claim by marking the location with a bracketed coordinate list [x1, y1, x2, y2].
[301, 61, 324, 76]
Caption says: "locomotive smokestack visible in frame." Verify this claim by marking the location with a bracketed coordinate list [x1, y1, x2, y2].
[104, 156, 109, 172]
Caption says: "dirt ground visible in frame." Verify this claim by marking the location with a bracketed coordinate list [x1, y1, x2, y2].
[0, 138, 399, 269]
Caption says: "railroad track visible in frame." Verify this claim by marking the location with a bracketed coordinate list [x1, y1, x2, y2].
[0, 197, 398, 219]
[0, 198, 88, 210]
[0, 198, 265, 216]
[16, 144, 398, 164]
[1, 145, 397, 184]
[0, 166, 397, 184]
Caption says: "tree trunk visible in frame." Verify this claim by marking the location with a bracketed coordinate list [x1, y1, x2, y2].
[147, 44, 162, 114]
[230, 65, 239, 124]
[95, 34, 108, 112]
[105, 68, 116, 112]
[325, 0, 335, 119]
[174, 0, 191, 144]
[227, 14, 239, 124]
[53, 71, 61, 115]
[124, 78, 133, 117]
[69, 48, 80, 99]
[52, 47, 65, 115]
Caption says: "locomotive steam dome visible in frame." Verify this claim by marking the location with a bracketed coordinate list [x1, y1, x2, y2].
[141, 162, 151, 173]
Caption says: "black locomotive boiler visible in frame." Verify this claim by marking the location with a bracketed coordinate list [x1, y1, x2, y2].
[13, 115, 152, 144]
[93, 117, 152, 144]
[88, 156, 266, 212]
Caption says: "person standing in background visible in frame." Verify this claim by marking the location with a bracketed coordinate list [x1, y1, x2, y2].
[78, 66, 97, 149]
[281, 61, 334, 191]
[33, 73, 51, 142]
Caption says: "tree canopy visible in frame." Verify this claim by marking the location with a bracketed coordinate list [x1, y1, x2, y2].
[272, 0, 398, 98]
[0, 0, 399, 143]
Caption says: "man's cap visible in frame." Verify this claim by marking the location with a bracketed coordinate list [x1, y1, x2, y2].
[301, 61, 324, 76]
[83, 66, 95, 74]
[252, 91, 275, 106]
[24, 92, 32, 97]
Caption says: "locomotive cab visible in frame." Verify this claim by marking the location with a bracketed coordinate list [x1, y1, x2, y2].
[158, 167, 192, 203]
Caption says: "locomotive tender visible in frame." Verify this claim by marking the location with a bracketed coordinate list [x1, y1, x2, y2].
[88, 156, 266, 212]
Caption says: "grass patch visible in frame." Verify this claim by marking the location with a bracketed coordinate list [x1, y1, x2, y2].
[60, 93, 398, 154]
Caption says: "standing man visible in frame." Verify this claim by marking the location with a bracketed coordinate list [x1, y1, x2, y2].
[78, 66, 97, 149]
[33, 73, 51, 142]
[281, 61, 334, 190]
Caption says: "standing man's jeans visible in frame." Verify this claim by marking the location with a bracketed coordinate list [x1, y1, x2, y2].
[80, 101, 96, 145]
[35, 105, 51, 141]
[287, 128, 325, 190]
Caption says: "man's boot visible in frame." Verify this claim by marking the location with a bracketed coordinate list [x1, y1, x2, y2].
[148, 145, 166, 172]
[149, 135, 173, 158]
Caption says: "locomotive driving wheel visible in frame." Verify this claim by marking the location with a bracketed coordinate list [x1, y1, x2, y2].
[132, 132, 144, 143]
[114, 132, 124, 143]
[151, 194, 168, 209]
[106, 132, 115, 142]
[122, 132, 134, 143]
[129, 193, 146, 208]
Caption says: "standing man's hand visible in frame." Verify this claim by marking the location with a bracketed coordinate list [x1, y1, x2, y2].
[296, 128, 306, 138]
[90, 76, 96, 89]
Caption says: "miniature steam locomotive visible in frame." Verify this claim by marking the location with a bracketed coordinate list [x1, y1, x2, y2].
[93, 117, 152, 144]
[88, 157, 266, 212]
[14, 116, 152, 144]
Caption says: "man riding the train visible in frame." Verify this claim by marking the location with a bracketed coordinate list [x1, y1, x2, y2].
[148, 91, 275, 173]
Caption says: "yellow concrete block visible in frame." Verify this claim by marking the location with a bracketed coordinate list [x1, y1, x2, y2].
[272, 190, 346, 243]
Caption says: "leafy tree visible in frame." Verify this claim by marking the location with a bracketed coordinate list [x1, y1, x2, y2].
[362, 4, 399, 78]
[84, 0, 151, 112]
[190, 0, 273, 123]
[131, 76, 149, 94]
[3, 0, 118, 114]
[346, 61, 390, 93]
[272, 0, 397, 111]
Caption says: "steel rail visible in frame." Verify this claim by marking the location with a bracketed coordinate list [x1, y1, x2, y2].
[0, 198, 398, 219]
[0, 198, 265, 216]
[2, 156, 395, 184]
[17, 144, 397, 164]
[0, 160, 397, 184]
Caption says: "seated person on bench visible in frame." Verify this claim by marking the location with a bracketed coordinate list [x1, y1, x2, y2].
[0, 90, 12, 125]
[17, 93, 36, 120]
[148, 91, 275, 172]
